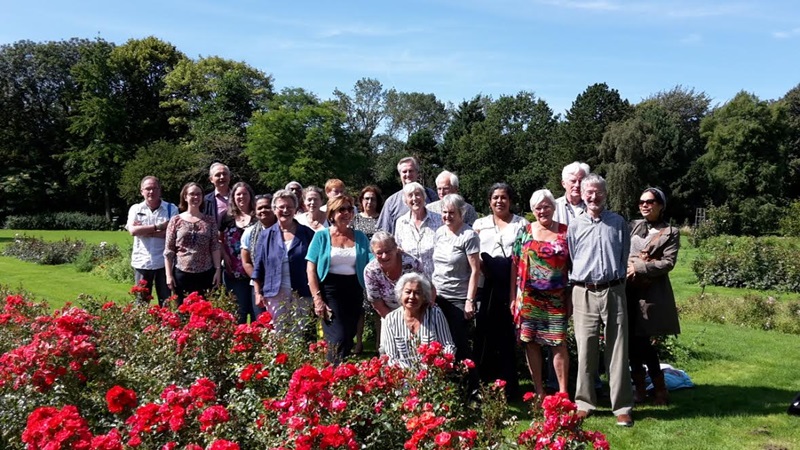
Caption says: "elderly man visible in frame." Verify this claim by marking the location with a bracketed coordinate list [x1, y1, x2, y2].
[376, 156, 437, 234]
[203, 162, 231, 225]
[426, 170, 478, 226]
[126, 176, 178, 305]
[554, 161, 590, 226]
[567, 173, 634, 427]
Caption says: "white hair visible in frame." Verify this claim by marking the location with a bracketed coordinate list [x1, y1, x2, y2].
[402, 182, 425, 197]
[561, 161, 590, 181]
[441, 193, 466, 218]
[529, 189, 556, 212]
[394, 272, 433, 306]
[581, 173, 606, 192]
[435, 171, 459, 190]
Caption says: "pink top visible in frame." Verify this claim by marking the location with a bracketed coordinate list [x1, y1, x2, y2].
[164, 215, 220, 273]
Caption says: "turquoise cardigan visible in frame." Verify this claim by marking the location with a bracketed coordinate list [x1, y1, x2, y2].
[306, 228, 373, 288]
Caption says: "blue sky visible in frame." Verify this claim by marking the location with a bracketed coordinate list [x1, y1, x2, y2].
[2, 0, 799, 115]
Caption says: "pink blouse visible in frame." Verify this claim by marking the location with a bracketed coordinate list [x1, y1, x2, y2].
[164, 215, 220, 273]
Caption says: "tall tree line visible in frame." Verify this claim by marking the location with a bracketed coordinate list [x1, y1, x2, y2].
[2, 37, 798, 234]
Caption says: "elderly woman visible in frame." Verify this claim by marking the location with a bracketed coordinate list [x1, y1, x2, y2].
[432, 194, 481, 362]
[220, 182, 258, 324]
[472, 183, 529, 391]
[626, 187, 681, 405]
[296, 185, 329, 232]
[511, 189, 570, 396]
[306, 195, 373, 363]
[164, 182, 222, 305]
[381, 272, 455, 368]
[251, 190, 315, 331]
[241, 193, 276, 317]
[394, 182, 442, 277]
[285, 181, 306, 214]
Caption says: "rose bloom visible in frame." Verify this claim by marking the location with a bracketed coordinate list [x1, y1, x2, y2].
[106, 385, 138, 414]
[275, 353, 289, 364]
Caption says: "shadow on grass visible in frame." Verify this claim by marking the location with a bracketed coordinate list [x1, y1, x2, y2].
[637, 384, 796, 420]
[0, 236, 14, 244]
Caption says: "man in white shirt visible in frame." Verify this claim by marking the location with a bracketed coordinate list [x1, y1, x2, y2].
[553, 161, 590, 226]
[426, 170, 478, 226]
[127, 176, 178, 305]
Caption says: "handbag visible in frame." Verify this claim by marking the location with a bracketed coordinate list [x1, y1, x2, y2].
[629, 226, 670, 289]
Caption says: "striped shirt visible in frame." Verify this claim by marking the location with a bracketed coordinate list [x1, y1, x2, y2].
[380, 305, 455, 368]
[567, 209, 630, 284]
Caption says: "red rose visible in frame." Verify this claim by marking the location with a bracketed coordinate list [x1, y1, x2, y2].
[199, 405, 231, 432]
[208, 439, 240, 450]
[106, 385, 138, 414]
[275, 352, 289, 364]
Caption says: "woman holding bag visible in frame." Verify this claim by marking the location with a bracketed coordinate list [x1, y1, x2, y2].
[626, 187, 681, 405]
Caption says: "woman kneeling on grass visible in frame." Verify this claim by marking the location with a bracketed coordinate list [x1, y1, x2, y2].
[381, 272, 455, 368]
[626, 187, 681, 405]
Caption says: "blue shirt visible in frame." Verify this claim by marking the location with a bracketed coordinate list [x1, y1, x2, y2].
[251, 221, 315, 297]
[567, 209, 630, 284]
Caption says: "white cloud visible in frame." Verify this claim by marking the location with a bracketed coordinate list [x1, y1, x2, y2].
[773, 27, 800, 38]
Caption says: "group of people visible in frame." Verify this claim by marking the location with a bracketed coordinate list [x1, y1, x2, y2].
[127, 156, 681, 427]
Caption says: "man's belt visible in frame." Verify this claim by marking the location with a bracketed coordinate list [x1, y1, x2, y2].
[573, 279, 625, 291]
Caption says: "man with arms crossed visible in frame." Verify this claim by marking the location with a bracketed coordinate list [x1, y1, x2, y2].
[567, 173, 634, 427]
[127, 176, 178, 305]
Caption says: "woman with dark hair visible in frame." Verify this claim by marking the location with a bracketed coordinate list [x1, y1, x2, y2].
[252, 189, 315, 332]
[220, 182, 258, 324]
[381, 272, 454, 368]
[164, 182, 221, 305]
[241, 193, 276, 318]
[306, 195, 374, 363]
[352, 185, 384, 354]
[626, 187, 681, 405]
[472, 182, 528, 394]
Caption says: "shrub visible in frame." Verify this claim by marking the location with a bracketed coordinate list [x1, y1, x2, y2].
[681, 293, 800, 335]
[779, 201, 800, 237]
[2, 234, 85, 265]
[691, 235, 800, 292]
[73, 242, 121, 273]
[3, 212, 113, 231]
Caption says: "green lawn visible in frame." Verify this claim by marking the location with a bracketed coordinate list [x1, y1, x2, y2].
[1, 231, 799, 449]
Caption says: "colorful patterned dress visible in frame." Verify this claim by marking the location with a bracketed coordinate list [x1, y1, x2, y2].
[511, 223, 569, 346]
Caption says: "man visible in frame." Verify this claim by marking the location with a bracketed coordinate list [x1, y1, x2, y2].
[554, 161, 590, 226]
[426, 170, 478, 226]
[376, 156, 437, 234]
[567, 173, 634, 427]
[203, 162, 231, 225]
[126, 176, 178, 305]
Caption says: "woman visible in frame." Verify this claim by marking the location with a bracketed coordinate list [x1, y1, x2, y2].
[252, 189, 315, 332]
[394, 182, 442, 277]
[511, 189, 570, 396]
[241, 194, 276, 318]
[295, 186, 329, 232]
[432, 194, 480, 362]
[164, 182, 222, 305]
[626, 187, 681, 405]
[306, 195, 373, 363]
[352, 185, 383, 354]
[351, 185, 383, 240]
[285, 181, 306, 214]
[220, 182, 258, 324]
[472, 183, 529, 391]
[381, 272, 455, 368]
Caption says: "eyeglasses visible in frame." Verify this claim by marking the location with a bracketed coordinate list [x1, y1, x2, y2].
[638, 199, 657, 206]
[337, 206, 354, 213]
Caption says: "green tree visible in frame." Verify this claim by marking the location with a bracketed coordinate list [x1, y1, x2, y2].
[782, 84, 800, 199]
[697, 91, 789, 234]
[245, 88, 366, 191]
[118, 140, 200, 205]
[440, 95, 489, 169]
[383, 90, 449, 142]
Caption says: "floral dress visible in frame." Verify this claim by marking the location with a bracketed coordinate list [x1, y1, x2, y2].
[511, 223, 569, 346]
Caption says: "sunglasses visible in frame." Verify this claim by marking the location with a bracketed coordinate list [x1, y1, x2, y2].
[638, 199, 657, 206]
[337, 206, 354, 213]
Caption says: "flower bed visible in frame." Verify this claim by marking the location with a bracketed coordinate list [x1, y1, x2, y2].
[0, 285, 608, 449]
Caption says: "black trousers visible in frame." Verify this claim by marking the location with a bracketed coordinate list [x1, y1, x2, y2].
[321, 273, 364, 364]
[174, 267, 215, 305]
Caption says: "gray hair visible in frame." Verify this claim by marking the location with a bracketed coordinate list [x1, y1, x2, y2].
[394, 272, 433, 306]
[396, 156, 420, 173]
[140, 175, 160, 189]
[562, 161, 590, 181]
[370, 230, 398, 249]
[208, 162, 230, 177]
[529, 189, 556, 212]
[441, 193, 466, 218]
[285, 181, 303, 190]
[402, 181, 425, 197]
[435, 170, 459, 190]
[581, 173, 606, 192]
[272, 189, 298, 209]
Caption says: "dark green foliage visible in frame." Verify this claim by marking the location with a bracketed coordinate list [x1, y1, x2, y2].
[4, 213, 113, 231]
[118, 140, 200, 205]
[691, 236, 800, 292]
[2, 235, 86, 265]
[73, 243, 121, 272]
[779, 201, 800, 237]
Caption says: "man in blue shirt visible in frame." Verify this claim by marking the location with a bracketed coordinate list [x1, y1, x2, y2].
[376, 156, 437, 234]
[567, 173, 634, 427]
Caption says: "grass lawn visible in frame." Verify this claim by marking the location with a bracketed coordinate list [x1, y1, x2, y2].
[1, 231, 799, 449]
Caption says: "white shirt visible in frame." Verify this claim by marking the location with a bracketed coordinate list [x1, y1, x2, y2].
[127, 200, 177, 270]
